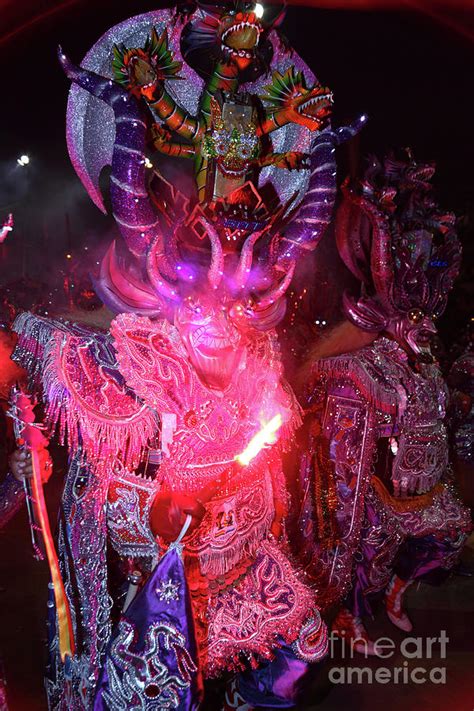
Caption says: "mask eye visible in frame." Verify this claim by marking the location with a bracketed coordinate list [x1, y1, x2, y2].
[408, 308, 424, 324]
[184, 297, 202, 315]
[229, 301, 250, 321]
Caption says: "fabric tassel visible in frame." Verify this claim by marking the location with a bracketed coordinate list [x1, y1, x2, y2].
[198, 513, 273, 578]
[13, 312, 159, 474]
[314, 353, 398, 414]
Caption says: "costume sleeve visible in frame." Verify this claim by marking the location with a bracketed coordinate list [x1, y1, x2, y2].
[12, 312, 159, 473]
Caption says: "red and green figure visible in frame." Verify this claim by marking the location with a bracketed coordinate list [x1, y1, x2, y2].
[112, 21, 333, 203]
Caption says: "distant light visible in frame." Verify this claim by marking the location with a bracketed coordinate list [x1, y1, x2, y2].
[17, 154, 30, 167]
[144, 157, 153, 169]
[66, 253, 72, 259]
[254, 3, 264, 18]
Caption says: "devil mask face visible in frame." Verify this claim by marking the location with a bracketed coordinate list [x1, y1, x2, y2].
[175, 292, 252, 390]
[387, 308, 437, 360]
[336, 151, 461, 362]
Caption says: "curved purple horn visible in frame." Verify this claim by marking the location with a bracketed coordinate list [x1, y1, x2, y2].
[146, 238, 181, 302]
[279, 116, 367, 267]
[92, 242, 164, 316]
[233, 229, 266, 291]
[199, 218, 224, 289]
[256, 262, 296, 309]
[365, 201, 396, 312]
[151, 222, 182, 283]
[164, 220, 183, 281]
[58, 48, 159, 257]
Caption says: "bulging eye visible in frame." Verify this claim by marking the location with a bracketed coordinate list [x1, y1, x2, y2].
[408, 308, 424, 324]
[229, 299, 255, 322]
[229, 302, 245, 318]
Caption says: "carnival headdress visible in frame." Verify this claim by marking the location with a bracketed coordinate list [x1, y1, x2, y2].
[59, 41, 362, 328]
[336, 150, 461, 332]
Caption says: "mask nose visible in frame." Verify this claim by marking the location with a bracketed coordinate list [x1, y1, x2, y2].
[421, 317, 437, 335]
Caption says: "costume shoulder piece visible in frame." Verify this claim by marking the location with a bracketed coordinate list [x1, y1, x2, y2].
[12, 312, 158, 472]
[311, 337, 406, 415]
[110, 312, 196, 415]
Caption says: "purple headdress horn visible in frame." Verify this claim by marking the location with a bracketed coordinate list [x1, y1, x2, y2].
[336, 179, 372, 284]
[338, 183, 395, 312]
[256, 262, 296, 309]
[93, 241, 164, 316]
[58, 48, 159, 257]
[342, 292, 388, 332]
[365, 202, 394, 312]
[146, 238, 181, 303]
[233, 229, 268, 292]
[279, 116, 367, 267]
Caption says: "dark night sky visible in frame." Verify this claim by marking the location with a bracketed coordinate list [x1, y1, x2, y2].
[0, 1, 473, 336]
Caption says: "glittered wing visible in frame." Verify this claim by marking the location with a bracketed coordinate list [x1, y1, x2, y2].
[66, 8, 204, 213]
[110, 313, 195, 415]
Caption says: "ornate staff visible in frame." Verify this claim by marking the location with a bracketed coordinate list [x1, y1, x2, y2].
[8, 386, 75, 662]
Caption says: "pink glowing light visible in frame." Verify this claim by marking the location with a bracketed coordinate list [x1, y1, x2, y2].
[235, 414, 283, 466]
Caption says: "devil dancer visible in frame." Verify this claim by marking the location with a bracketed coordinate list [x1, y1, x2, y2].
[297, 151, 471, 652]
[7, 2, 367, 705]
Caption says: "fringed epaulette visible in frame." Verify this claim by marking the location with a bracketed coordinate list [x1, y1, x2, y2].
[12, 311, 110, 378]
[12, 312, 159, 473]
[311, 339, 402, 415]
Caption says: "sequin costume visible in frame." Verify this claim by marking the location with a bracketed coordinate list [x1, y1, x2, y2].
[298, 153, 471, 618]
[13, 310, 327, 708]
[7, 2, 366, 706]
[0, 473, 24, 531]
[449, 342, 474, 467]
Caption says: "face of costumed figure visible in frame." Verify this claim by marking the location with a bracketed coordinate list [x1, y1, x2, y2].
[388, 307, 437, 360]
[175, 292, 252, 391]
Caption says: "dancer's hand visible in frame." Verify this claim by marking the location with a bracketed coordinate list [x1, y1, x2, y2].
[9, 448, 53, 483]
[149, 491, 206, 543]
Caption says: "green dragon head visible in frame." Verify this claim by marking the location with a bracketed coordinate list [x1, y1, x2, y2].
[261, 67, 333, 132]
[112, 28, 183, 100]
[217, 6, 264, 71]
